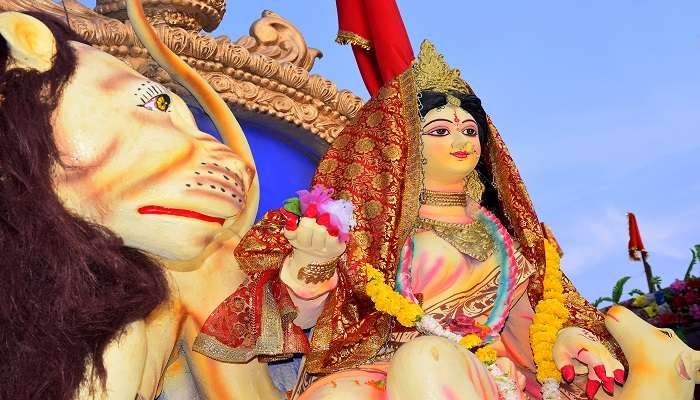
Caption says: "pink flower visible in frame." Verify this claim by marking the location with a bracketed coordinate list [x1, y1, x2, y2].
[297, 185, 334, 214]
[684, 290, 699, 305]
[689, 304, 700, 320]
[296, 184, 356, 242]
[670, 279, 687, 293]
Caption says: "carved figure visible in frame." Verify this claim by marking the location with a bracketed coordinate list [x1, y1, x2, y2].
[197, 37, 632, 399]
[0, 4, 283, 398]
[602, 306, 699, 400]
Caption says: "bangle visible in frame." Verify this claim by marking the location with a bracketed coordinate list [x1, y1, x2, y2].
[297, 258, 338, 284]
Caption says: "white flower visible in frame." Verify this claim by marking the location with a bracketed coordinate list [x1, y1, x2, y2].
[541, 378, 561, 400]
[487, 364, 520, 400]
[319, 199, 356, 232]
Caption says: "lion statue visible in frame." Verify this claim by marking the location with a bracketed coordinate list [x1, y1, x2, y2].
[0, 7, 280, 400]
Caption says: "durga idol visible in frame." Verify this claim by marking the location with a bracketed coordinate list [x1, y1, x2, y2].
[194, 6, 627, 400]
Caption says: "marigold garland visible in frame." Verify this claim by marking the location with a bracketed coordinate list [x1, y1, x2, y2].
[364, 237, 568, 399]
[458, 334, 482, 349]
[365, 264, 496, 365]
[366, 264, 423, 327]
[529, 239, 569, 391]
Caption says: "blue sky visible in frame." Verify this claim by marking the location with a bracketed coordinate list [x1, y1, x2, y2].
[80, 1, 699, 302]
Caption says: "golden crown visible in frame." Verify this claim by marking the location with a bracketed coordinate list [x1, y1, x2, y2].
[413, 40, 473, 95]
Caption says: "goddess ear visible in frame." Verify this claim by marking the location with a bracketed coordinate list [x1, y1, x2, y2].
[0, 12, 57, 72]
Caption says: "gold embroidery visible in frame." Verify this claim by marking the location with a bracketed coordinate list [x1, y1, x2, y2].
[354, 137, 376, 153]
[382, 144, 402, 161]
[298, 258, 338, 284]
[354, 231, 372, 249]
[363, 200, 383, 219]
[318, 159, 338, 174]
[465, 170, 485, 202]
[416, 217, 494, 262]
[372, 172, 392, 190]
[413, 40, 473, 95]
[333, 134, 352, 148]
[366, 111, 383, 128]
[335, 30, 372, 51]
[192, 284, 284, 363]
[344, 163, 364, 179]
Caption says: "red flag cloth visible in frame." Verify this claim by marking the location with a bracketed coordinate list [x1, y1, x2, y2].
[627, 212, 646, 260]
[336, 0, 414, 96]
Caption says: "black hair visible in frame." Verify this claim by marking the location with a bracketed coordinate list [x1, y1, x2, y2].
[418, 90, 501, 216]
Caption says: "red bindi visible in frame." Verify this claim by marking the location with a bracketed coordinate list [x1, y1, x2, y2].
[452, 112, 460, 123]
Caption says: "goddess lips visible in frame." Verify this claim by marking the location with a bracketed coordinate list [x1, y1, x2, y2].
[450, 151, 470, 159]
[138, 205, 225, 225]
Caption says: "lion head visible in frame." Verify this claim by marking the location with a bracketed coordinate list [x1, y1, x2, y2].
[0, 11, 253, 399]
[52, 31, 253, 263]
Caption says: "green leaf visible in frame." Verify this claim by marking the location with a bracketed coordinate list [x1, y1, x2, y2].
[685, 247, 698, 280]
[612, 276, 631, 303]
[283, 197, 301, 216]
[651, 276, 662, 291]
[593, 297, 613, 307]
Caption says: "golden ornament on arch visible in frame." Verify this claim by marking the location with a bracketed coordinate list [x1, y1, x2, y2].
[95, 0, 226, 32]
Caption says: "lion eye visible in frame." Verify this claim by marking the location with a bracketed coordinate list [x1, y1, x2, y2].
[140, 93, 171, 112]
[659, 329, 673, 338]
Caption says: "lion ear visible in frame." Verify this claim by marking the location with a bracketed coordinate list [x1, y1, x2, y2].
[0, 12, 57, 72]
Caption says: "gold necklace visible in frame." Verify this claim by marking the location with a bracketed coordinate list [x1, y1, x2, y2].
[416, 216, 494, 261]
[420, 190, 467, 207]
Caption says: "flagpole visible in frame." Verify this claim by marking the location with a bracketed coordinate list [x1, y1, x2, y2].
[628, 212, 656, 293]
[640, 251, 655, 293]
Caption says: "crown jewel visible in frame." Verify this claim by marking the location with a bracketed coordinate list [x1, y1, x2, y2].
[413, 40, 473, 95]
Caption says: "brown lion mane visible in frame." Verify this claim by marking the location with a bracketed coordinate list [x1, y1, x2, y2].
[0, 13, 168, 400]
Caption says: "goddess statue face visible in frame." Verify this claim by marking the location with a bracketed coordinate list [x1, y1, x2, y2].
[52, 42, 253, 261]
[420, 105, 481, 187]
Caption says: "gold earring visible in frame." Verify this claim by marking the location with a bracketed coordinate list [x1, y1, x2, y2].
[465, 170, 485, 202]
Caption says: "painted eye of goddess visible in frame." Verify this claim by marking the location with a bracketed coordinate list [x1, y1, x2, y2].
[140, 93, 171, 112]
[463, 127, 477, 137]
[424, 127, 450, 137]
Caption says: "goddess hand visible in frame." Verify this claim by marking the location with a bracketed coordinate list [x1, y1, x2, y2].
[552, 327, 625, 399]
[284, 216, 346, 263]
